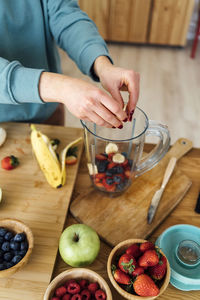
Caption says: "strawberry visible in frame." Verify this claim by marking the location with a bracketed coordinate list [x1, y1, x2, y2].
[107, 162, 118, 169]
[79, 279, 88, 290]
[126, 243, 141, 258]
[67, 282, 81, 294]
[95, 154, 107, 161]
[112, 265, 131, 285]
[102, 179, 116, 192]
[124, 170, 131, 178]
[95, 289, 106, 300]
[140, 241, 155, 252]
[88, 282, 99, 294]
[118, 253, 136, 274]
[95, 182, 104, 189]
[55, 286, 67, 297]
[138, 250, 159, 267]
[132, 266, 145, 277]
[122, 159, 129, 168]
[95, 173, 106, 179]
[133, 274, 160, 297]
[1, 155, 19, 170]
[62, 295, 71, 300]
[149, 255, 167, 280]
[65, 155, 77, 165]
[81, 289, 91, 299]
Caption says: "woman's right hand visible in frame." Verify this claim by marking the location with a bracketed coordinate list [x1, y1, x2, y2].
[39, 72, 128, 128]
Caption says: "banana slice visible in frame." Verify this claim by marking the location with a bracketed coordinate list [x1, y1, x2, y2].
[112, 153, 125, 163]
[87, 163, 98, 175]
[0, 188, 2, 203]
[105, 142, 118, 154]
[0, 127, 7, 147]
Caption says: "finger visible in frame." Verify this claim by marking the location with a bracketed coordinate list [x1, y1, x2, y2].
[126, 72, 140, 118]
[100, 94, 127, 122]
[109, 87, 124, 109]
[84, 110, 113, 128]
[93, 101, 123, 128]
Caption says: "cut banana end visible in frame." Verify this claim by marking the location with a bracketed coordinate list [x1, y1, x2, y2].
[112, 153, 125, 163]
[105, 142, 118, 154]
[87, 163, 98, 175]
[0, 188, 2, 203]
[0, 127, 7, 147]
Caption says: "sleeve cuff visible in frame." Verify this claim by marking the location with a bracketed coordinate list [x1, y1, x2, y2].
[9, 63, 45, 104]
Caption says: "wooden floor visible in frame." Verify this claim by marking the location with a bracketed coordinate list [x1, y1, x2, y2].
[59, 42, 200, 148]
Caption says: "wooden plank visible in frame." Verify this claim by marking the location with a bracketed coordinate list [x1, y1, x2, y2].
[0, 123, 83, 300]
[149, 0, 195, 46]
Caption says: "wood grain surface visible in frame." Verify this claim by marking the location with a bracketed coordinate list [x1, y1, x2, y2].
[70, 138, 193, 246]
[0, 123, 83, 300]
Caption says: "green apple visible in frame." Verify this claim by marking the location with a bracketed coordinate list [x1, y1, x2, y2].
[59, 224, 100, 267]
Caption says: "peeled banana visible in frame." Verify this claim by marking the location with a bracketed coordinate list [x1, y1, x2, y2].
[30, 125, 82, 188]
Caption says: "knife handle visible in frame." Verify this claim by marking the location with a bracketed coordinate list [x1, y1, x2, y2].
[161, 157, 177, 189]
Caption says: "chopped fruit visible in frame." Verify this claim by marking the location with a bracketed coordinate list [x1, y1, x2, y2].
[81, 289, 91, 299]
[65, 155, 77, 165]
[108, 153, 115, 161]
[140, 241, 155, 252]
[126, 243, 141, 258]
[88, 282, 99, 294]
[138, 250, 159, 267]
[55, 286, 67, 297]
[87, 163, 98, 175]
[71, 295, 81, 300]
[133, 274, 160, 297]
[122, 159, 129, 168]
[124, 170, 131, 178]
[65, 279, 76, 288]
[112, 153, 125, 164]
[97, 160, 109, 173]
[1, 155, 19, 170]
[95, 154, 107, 161]
[132, 267, 145, 277]
[62, 295, 71, 300]
[67, 282, 81, 294]
[95, 182, 104, 189]
[79, 279, 88, 290]
[118, 253, 136, 274]
[102, 179, 116, 192]
[107, 162, 118, 169]
[149, 255, 167, 280]
[95, 173, 106, 179]
[105, 142, 118, 154]
[112, 265, 131, 285]
[51, 297, 60, 300]
[95, 289, 106, 300]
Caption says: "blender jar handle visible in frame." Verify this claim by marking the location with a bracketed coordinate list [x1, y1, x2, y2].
[135, 120, 170, 177]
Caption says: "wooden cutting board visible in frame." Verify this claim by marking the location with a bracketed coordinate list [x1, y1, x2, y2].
[70, 138, 193, 246]
[0, 122, 83, 300]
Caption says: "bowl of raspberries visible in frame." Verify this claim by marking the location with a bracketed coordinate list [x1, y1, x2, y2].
[44, 268, 113, 300]
[107, 239, 170, 300]
[0, 218, 34, 278]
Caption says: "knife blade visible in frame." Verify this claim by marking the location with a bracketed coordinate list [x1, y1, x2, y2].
[147, 157, 177, 224]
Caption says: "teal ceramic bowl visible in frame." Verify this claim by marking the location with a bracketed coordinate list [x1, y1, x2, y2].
[156, 224, 200, 291]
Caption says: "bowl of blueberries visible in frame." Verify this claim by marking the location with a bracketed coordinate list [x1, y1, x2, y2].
[0, 218, 34, 277]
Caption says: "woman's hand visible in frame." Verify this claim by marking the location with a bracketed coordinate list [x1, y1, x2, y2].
[39, 72, 127, 128]
[93, 56, 140, 121]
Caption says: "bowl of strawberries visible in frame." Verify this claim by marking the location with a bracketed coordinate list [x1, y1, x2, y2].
[44, 268, 113, 300]
[107, 239, 170, 300]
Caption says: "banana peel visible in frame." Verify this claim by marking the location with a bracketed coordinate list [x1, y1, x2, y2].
[30, 125, 82, 188]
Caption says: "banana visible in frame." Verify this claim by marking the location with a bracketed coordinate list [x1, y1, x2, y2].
[105, 142, 118, 154]
[112, 153, 125, 163]
[0, 127, 7, 147]
[0, 188, 2, 203]
[30, 125, 82, 188]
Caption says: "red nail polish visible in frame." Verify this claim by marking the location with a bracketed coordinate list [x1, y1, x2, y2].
[129, 114, 133, 122]
[112, 126, 116, 128]
[123, 118, 128, 122]
[118, 125, 123, 129]
[130, 109, 135, 114]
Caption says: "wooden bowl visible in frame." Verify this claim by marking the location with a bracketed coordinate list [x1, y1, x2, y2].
[0, 218, 34, 278]
[44, 268, 113, 300]
[107, 239, 170, 300]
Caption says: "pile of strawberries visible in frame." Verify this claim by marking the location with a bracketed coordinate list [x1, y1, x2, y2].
[112, 241, 167, 297]
[51, 278, 107, 300]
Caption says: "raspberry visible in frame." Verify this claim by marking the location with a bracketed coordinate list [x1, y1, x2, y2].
[95, 289, 106, 300]
[81, 289, 91, 300]
[62, 295, 71, 300]
[55, 286, 67, 297]
[88, 282, 99, 294]
[65, 279, 76, 288]
[67, 282, 81, 295]
[79, 279, 89, 290]
[51, 297, 60, 300]
[71, 294, 81, 300]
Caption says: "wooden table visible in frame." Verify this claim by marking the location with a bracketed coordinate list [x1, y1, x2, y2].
[53, 145, 200, 300]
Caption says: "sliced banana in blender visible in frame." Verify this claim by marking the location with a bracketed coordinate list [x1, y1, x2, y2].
[112, 153, 125, 163]
[105, 142, 118, 154]
[87, 163, 98, 175]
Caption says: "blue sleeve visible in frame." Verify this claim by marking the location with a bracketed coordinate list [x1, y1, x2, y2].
[0, 57, 44, 104]
[47, 0, 112, 81]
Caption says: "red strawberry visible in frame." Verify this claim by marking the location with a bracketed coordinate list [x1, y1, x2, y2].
[66, 155, 77, 165]
[95, 173, 106, 179]
[133, 274, 160, 297]
[88, 282, 99, 294]
[67, 282, 81, 294]
[132, 266, 145, 277]
[122, 159, 129, 168]
[124, 170, 131, 178]
[55, 286, 67, 297]
[71, 295, 81, 300]
[138, 250, 159, 267]
[107, 162, 117, 169]
[95, 154, 107, 161]
[126, 243, 141, 258]
[149, 255, 167, 280]
[102, 179, 116, 192]
[95, 182, 104, 189]
[140, 241, 155, 252]
[108, 153, 115, 161]
[95, 289, 106, 300]
[81, 289, 91, 299]
[79, 279, 88, 290]
[62, 295, 71, 300]
[1, 155, 19, 170]
[118, 253, 136, 274]
[112, 266, 131, 285]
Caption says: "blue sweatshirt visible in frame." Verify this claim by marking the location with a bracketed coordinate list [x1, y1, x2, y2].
[0, 0, 111, 123]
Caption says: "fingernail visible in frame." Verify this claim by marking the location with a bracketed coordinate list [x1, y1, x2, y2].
[130, 109, 135, 114]
[118, 125, 123, 129]
[112, 126, 116, 128]
[123, 118, 128, 122]
[129, 114, 133, 122]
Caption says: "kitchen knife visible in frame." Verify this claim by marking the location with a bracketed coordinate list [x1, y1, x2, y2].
[147, 157, 177, 224]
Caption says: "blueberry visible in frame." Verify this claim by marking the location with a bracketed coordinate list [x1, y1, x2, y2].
[1, 241, 10, 252]
[0, 236, 4, 245]
[0, 258, 3, 263]
[128, 159, 133, 167]
[4, 231, 14, 241]
[5, 261, 14, 269]
[106, 170, 114, 177]
[14, 233, 26, 242]
[17, 249, 27, 257]
[4, 252, 13, 262]
[113, 175, 122, 184]
[106, 178, 114, 185]
[102, 153, 108, 158]
[0, 249, 4, 258]
[97, 160, 109, 173]
[122, 152, 127, 158]
[115, 165, 124, 174]
[0, 263, 6, 270]
[0, 228, 7, 237]
[12, 255, 22, 265]
[117, 182, 125, 191]
[10, 241, 20, 251]
[20, 241, 28, 251]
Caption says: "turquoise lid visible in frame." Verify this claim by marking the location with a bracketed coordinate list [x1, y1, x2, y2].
[156, 224, 200, 291]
